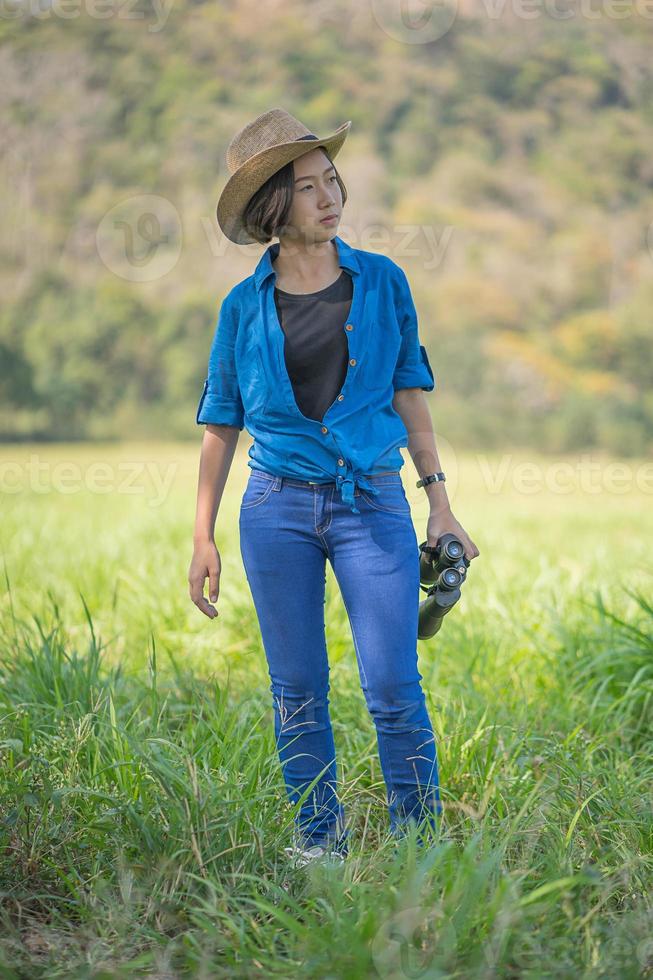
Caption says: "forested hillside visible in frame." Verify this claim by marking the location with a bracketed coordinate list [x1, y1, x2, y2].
[1, 0, 652, 452]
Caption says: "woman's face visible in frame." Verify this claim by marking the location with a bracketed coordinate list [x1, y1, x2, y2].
[282, 147, 343, 244]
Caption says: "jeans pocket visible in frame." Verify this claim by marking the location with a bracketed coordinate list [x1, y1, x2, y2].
[240, 474, 276, 510]
[359, 479, 411, 514]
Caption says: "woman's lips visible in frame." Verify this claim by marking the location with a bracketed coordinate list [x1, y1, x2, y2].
[320, 215, 338, 224]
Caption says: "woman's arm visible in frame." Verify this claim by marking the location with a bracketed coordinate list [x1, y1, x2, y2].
[393, 388, 480, 561]
[193, 424, 241, 543]
[393, 388, 451, 514]
[189, 423, 241, 619]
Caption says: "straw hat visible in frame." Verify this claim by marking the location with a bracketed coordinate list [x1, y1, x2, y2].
[216, 107, 352, 244]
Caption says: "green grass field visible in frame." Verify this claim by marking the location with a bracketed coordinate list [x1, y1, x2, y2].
[1, 441, 652, 978]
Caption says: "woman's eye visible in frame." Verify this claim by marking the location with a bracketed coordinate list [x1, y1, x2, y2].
[300, 176, 337, 192]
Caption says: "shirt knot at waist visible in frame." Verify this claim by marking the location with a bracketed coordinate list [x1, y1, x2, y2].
[336, 464, 380, 514]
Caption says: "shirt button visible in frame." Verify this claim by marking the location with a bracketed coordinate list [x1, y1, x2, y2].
[337, 394, 344, 401]
[321, 426, 328, 434]
[349, 358, 356, 366]
[337, 458, 344, 465]
[345, 324, 353, 331]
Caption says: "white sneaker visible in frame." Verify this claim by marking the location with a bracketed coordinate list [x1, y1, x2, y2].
[283, 842, 346, 868]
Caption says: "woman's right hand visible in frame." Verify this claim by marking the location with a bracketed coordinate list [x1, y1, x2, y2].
[189, 540, 222, 620]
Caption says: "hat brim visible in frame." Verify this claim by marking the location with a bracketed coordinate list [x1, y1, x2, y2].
[216, 120, 352, 245]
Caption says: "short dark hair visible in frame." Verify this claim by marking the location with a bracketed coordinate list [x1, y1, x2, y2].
[242, 148, 347, 245]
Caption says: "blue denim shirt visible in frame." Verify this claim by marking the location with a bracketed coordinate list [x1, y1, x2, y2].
[196, 234, 435, 513]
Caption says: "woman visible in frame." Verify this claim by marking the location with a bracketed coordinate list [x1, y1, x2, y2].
[189, 108, 479, 866]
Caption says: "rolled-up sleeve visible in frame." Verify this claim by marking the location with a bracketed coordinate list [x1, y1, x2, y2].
[196, 292, 245, 429]
[392, 267, 436, 393]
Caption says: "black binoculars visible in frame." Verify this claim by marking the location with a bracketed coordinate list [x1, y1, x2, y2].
[417, 533, 470, 639]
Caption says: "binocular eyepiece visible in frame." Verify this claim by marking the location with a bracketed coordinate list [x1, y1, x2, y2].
[418, 533, 470, 639]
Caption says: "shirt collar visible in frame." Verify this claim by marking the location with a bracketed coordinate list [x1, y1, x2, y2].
[253, 234, 360, 292]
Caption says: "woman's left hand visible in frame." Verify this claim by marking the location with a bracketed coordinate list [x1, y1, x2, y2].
[426, 508, 480, 562]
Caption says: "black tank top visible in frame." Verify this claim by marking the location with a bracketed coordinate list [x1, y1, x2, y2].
[273, 269, 353, 422]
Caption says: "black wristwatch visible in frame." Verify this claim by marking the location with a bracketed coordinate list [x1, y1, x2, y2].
[416, 472, 446, 488]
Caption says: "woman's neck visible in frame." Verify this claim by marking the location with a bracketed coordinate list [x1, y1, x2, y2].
[273, 237, 341, 294]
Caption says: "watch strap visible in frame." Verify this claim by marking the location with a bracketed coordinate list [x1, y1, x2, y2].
[416, 472, 446, 489]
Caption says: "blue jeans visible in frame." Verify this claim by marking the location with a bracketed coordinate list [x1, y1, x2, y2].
[238, 467, 443, 852]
